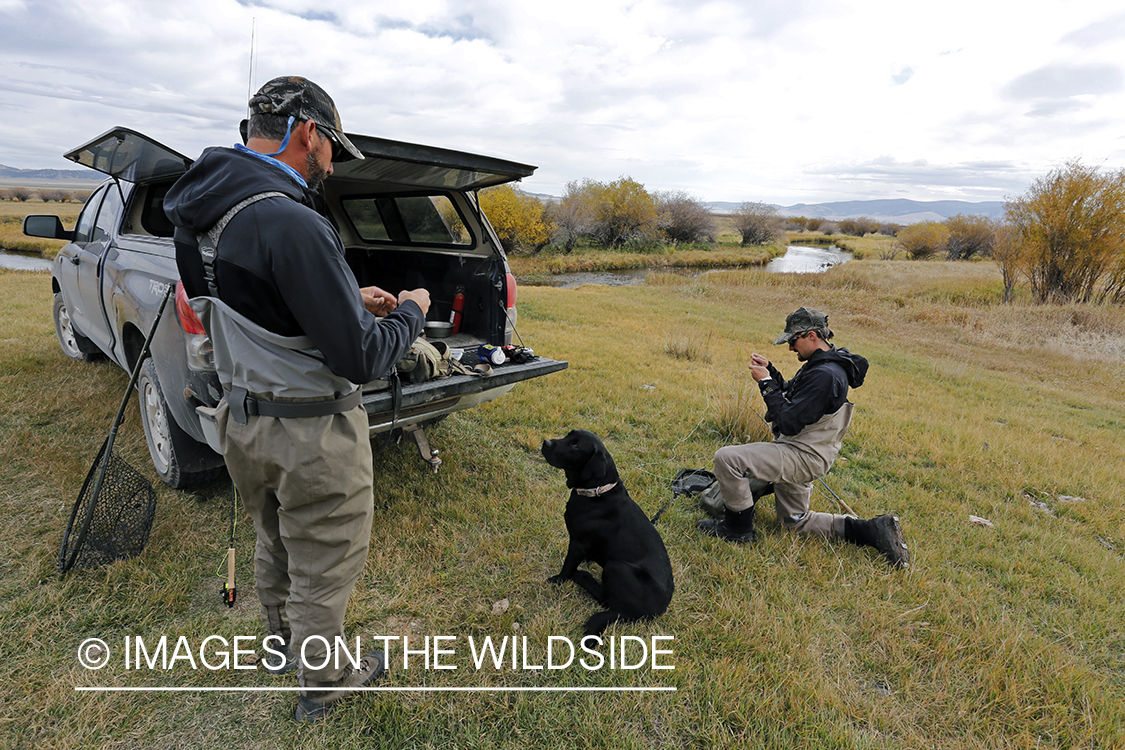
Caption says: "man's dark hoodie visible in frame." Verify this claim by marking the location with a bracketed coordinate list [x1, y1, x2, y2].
[758, 346, 868, 438]
[164, 146, 423, 385]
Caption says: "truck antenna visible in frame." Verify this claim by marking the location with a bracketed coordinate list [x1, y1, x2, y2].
[246, 18, 257, 117]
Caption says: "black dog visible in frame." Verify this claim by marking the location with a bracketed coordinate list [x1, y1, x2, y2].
[541, 429, 674, 637]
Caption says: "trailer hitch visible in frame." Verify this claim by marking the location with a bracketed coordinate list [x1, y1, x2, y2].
[403, 424, 441, 473]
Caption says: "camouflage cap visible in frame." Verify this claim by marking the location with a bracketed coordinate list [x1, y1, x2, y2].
[246, 76, 364, 162]
[773, 307, 829, 345]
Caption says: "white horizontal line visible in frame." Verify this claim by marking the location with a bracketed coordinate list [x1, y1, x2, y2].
[76, 686, 676, 693]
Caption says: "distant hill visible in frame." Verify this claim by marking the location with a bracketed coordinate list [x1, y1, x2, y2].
[706, 198, 1005, 224]
[0, 163, 102, 188]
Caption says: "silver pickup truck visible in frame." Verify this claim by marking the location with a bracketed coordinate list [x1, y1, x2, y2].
[24, 128, 566, 488]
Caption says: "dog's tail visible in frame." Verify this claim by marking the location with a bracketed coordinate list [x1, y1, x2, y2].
[583, 610, 625, 637]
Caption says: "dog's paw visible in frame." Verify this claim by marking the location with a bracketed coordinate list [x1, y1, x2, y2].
[547, 574, 567, 585]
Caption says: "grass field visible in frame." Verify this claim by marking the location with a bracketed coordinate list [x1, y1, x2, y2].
[1, 260, 1123, 749]
[0, 200, 82, 256]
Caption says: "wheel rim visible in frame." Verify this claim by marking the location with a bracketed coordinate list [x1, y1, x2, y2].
[56, 302, 81, 357]
[142, 377, 172, 474]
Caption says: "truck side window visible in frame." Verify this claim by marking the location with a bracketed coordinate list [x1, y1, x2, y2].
[73, 184, 107, 245]
[88, 184, 125, 254]
[342, 194, 471, 247]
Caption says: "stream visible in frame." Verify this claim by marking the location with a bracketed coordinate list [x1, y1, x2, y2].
[521, 244, 852, 288]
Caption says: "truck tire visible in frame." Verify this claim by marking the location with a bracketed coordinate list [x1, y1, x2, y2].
[53, 292, 102, 361]
[137, 357, 224, 489]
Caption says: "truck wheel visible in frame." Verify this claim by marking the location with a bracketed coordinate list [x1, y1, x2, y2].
[53, 293, 101, 361]
[137, 357, 224, 489]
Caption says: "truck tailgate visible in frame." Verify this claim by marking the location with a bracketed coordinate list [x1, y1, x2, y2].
[362, 356, 568, 420]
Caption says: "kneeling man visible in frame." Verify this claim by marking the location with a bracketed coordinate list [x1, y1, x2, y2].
[698, 307, 908, 568]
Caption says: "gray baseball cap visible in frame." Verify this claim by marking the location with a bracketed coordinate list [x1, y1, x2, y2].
[243, 76, 364, 162]
[773, 307, 828, 344]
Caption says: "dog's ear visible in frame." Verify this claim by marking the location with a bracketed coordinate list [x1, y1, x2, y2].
[579, 439, 617, 485]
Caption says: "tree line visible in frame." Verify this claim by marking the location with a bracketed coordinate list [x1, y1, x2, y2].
[0, 187, 91, 202]
[477, 177, 800, 254]
[478, 159, 1125, 305]
[885, 161, 1124, 303]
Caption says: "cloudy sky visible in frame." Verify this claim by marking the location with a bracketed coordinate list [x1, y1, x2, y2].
[3, 0, 1123, 205]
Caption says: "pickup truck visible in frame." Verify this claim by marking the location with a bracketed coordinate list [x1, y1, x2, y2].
[24, 127, 566, 488]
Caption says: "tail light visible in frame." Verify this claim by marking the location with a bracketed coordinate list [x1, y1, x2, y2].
[175, 281, 206, 334]
[175, 281, 215, 371]
[505, 271, 517, 308]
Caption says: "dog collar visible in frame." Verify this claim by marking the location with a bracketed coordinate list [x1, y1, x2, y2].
[574, 482, 617, 497]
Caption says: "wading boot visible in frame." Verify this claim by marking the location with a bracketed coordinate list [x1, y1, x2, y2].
[295, 650, 387, 722]
[845, 514, 910, 568]
[261, 606, 298, 675]
[697, 505, 757, 544]
[262, 631, 297, 676]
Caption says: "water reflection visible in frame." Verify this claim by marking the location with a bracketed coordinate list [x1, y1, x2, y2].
[0, 250, 52, 272]
[765, 244, 852, 274]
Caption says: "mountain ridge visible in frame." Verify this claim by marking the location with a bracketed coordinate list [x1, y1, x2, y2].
[0, 163, 102, 187]
[1, 164, 1006, 223]
[706, 198, 1005, 224]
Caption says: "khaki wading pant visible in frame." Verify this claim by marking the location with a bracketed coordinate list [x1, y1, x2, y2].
[216, 400, 373, 685]
[713, 403, 853, 539]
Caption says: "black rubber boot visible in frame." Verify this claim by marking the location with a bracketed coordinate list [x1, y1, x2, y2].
[845, 514, 909, 568]
[697, 505, 757, 544]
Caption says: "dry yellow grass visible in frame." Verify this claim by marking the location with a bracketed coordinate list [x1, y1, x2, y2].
[0, 200, 82, 256]
[2, 259, 1123, 749]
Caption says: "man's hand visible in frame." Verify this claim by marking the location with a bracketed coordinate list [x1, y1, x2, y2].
[398, 288, 432, 317]
[749, 352, 770, 381]
[360, 286, 398, 316]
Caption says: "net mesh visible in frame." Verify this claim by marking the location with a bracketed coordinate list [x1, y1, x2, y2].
[59, 442, 156, 574]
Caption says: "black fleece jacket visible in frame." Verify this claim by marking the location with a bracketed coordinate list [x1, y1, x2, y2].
[163, 146, 423, 385]
[758, 346, 868, 437]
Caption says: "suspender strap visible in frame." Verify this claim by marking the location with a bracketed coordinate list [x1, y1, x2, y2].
[198, 192, 288, 297]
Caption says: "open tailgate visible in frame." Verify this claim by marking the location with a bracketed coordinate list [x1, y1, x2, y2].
[362, 356, 567, 425]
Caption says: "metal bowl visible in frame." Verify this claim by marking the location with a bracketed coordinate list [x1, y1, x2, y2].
[425, 321, 453, 339]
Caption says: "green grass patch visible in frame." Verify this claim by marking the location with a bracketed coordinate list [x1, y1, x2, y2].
[2, 262, 1124, 748]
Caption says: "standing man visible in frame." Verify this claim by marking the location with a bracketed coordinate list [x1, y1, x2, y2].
[697, 307, 909, 568]
[165, 76, 430, 721]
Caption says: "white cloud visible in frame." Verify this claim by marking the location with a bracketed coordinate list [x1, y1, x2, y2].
[2, 0, 1124, 203]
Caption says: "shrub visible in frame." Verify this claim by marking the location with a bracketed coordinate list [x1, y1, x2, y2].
[731, 201, 783, 246]
[838, 216, 880, 237]
[545, 180, 595, 253]
[945, 214, 995, 260]
[478, 185, 550, 254]
[655, 190, 716, 244]
[588, 177, 660, 246]
[552, 177, 659, 248]
[897, 221, 951, 259]
[1005, 159, 1125, 303]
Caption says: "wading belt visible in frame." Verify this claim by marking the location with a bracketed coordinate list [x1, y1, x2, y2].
[224, 385, 362, 425]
